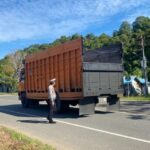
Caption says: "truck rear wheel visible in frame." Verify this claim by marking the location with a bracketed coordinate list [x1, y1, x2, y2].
[55, 98, 69, 113]
[46, 99, 62, 113]
[60, 101, 70, 111]
[107, 95, 119, 105]
[29, 100, 39, 107]
[46, 92, 70, 113]
[107, 95, 120, 111]
[55, 92, 69, 112]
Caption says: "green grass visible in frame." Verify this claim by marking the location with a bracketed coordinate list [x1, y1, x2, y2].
[0, 126, 55, 150]
[121, 96, 150, 101]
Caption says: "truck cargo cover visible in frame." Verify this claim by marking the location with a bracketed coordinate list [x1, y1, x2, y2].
[83, 43, 123, 63]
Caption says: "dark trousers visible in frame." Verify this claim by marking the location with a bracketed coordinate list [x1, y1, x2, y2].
[47, 100, 56, 121]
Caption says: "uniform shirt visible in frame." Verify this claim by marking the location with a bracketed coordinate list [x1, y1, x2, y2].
[48, 85, 56, 101]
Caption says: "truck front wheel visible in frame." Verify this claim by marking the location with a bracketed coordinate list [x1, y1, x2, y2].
[21, 93, 29, 108]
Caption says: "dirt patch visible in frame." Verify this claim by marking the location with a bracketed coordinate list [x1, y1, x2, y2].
[0, 126, 55, 150]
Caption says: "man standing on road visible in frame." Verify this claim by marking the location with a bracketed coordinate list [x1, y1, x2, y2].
[47, 78, 56, 124]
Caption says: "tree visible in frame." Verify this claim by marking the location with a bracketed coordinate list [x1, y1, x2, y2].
[0, 58, 17, 92]
[7, 51, 26, 80]
[132, 17, 150, 80]
[133, 16, 150, 32]
[23, 44, 40, 54]
[71, 33, 81, 40]
[118, 21, 132, 36]
[84, 33, 96, 50]
[98, 33, 111, 46]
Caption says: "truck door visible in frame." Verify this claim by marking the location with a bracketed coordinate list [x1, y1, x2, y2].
[83, 62, 123, 97]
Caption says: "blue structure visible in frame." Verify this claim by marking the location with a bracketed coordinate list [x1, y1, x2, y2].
[123, 76, 146, 85]
[123, 76, 149, 96]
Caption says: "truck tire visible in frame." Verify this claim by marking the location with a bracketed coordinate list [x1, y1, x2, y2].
[29, 100, 39, 107]
[55, 92, 62, 113]
[60, 101, 70, 112]
[46, 92, 70, 113]
[21, 93, 29, 108]
[107, 95, 120, 111]
[55, 91, 69, 113]
[107, 95, 119, 105]
[46, 98, 62, 113]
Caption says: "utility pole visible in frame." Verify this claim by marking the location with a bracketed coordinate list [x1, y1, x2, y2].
[141, 35, 148, 96]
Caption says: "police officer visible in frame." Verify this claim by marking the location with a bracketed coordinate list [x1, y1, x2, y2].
[47, 78, 56, 123]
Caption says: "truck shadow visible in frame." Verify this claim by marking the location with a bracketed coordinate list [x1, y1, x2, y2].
[120, 101, 150, 117]
[0, 104, 112, 120]
[127, 115, 146, 120]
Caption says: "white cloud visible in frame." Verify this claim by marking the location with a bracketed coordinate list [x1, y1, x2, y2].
[0, 0, 149, 42]
[122, 6, 150, 23]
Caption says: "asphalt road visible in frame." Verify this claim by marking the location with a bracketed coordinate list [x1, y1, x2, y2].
[0, 95, 150, 150]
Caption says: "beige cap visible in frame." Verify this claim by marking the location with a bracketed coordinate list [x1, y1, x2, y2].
[49, 78, 56, 84]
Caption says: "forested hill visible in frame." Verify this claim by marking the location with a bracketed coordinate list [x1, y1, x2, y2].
[0, 16, 150, 91]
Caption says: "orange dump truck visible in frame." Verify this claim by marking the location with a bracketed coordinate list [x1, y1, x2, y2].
[18, 38, 123, 115]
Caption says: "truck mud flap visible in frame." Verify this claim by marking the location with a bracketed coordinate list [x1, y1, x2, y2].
[79, 98, 95, 116]
[107, 96, 120, 111]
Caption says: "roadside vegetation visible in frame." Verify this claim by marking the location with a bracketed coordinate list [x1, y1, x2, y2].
[0, 92, 17, 95]
[122, 95, 150, 101]
[0, 126, 55, 150]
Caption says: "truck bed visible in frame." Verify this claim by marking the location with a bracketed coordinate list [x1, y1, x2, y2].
[25, 38, 83, 100]
[25, 38, 123, 100]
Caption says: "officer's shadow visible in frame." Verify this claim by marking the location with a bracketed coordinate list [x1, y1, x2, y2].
[17, 119, 48, 124]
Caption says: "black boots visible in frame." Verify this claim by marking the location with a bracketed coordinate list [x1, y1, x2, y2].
[49, 120, 56, 124]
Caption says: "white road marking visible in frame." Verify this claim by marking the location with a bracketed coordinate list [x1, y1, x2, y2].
[0, 108, 150, 144]
[55, 119, 150, 144]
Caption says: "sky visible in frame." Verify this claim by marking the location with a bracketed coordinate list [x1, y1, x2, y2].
[0, 0, 150, 59]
